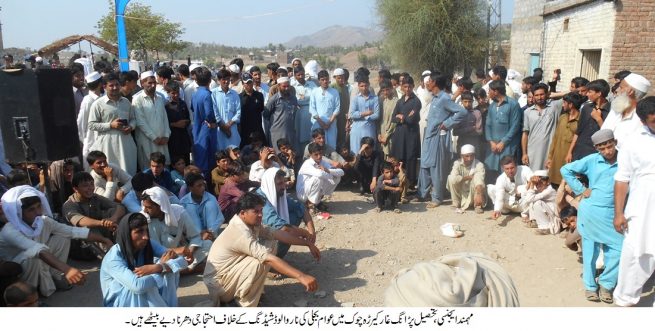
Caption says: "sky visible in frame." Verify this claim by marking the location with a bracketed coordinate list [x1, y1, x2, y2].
[0, 0, 514, 50]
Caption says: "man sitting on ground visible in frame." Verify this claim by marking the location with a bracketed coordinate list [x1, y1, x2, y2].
[122, 172, 180, 213]
[0, 186, 112, 297]
[446, 144, 486, 214]
[203, 192, 318, 307]
[180, 173, 225, 241]
[211, 150, 231, 196]
[143, 152, 175, 193]
[522, 170, 559, 235]
[87, 150, 132, 202]
[257, 168, 319, 259]
[141, 187, 211, 274]
[303, 128, 346, 166]
[297, 143, 344, 213]
[488, 156, 533, 221]
[63, 172, 126, 244]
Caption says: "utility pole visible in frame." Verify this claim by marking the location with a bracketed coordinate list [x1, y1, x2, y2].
[486, 0, 502, 71]
[0, 6, 5, 53]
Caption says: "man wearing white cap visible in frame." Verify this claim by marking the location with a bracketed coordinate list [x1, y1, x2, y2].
[447, 144, 486, 214]
[228, 63, 243, 93]
[613, 96, 655, 307]
[602, 72, 651, 149]
[264, 73, 298, 153]
[330, 68, 350, 150]
[133, 71, 171, 171]
[77, 72, 104, 160]
[560, 129, 621, 303]
[292, 65, 318, 151]
[212, 68, 242, 151]
[521, 169, 559, 235]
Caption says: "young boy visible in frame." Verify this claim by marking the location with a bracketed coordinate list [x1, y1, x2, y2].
[356, 137, 383, 195]
[296, 143, 344, 213]
[373, 162, 401, 213]
[164, 81, 192, 166]
[211, 150, 231, 197]
[277, 138, 298, 188]
[387, 156, 409, 204]
[337, 144, 358, 188]
[453, 91, 483, 158]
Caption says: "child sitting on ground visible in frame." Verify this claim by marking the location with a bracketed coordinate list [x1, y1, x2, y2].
[170, 155, 187, 196]
[276, 138, 297, 189]
[387, 156, 409, 204]
[560, 206, 580, 252]
[373, 162, 401, 213]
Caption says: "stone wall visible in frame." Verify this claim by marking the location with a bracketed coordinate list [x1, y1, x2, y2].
[610, 0, 655, 94]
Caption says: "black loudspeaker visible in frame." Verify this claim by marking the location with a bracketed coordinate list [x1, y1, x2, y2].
[0, 68, 80, 163]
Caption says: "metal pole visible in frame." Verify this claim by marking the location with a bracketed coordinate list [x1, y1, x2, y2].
[115, 0, 131, 72]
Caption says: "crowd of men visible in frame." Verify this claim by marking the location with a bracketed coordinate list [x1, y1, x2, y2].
[0, 51, 654, 308]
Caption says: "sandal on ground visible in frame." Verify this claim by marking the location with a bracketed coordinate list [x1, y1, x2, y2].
[585, 290, 600, 302]
[393, 208, 402, 214]
[474, 206, 484, 214]
[599, 287, 613, 304]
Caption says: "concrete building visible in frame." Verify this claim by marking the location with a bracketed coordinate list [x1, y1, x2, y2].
[510, 0, 655, 93]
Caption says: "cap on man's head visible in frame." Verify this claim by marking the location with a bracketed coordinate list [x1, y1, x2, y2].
[460, 144, 475, 155]
[624, 73, 651, 94]
[591, 129, 615, 145]
[85, 71, 102, 84]
[333, 68, 345, 77]
[228, 64, 240, 74]
[140, 70, 155, 80]
[241, 72, 253, 83]
[533, 170, 548, 177]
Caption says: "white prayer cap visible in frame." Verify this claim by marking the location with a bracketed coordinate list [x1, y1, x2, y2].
[189, 64, 200, 72]
[624, 73, 651, 93]
[277, 77, 290, 84]
[291, 57, 301, 64]
[421, 70, 432, 77]
[507, 69, 522, 81]
[35, 56, 43, 63]
[140, 70, 155, 80]
[460, 144, 475, 155]
[333, 68, 345, 77]
[305, 60, 320, 78]
[244, 65, 253, 73]
[533, 170, 549, 177]
[228, 64, 240, 74]
[85, 71, 102, 84]
[384, 253, 520, 307]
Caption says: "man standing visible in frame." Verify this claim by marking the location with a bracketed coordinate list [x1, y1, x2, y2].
[133, 71, 171, 171]
[292, 66, 318, 152]
[78, 72, 104, 159]
[310, 70, 340, 150]
[239, 72, 265, 148]
[349, 77, 379, 154]
[191, 67, 218, 179]
[521, 83, 562, 171]
[250, 66, 270, 103]
[70, 63, 88, 116]
[546, 92, 582, 185]
[418, 72, 467, 207]
[331, 68, 350, 151]
[178, 64, 195, 112]
[390, 76, 421, 189]
[265, 76, 298, 153]
[88, 73, 138, 176]
[484, 80, 522, 180]
[561, 129, 622, 303]
[447, 144, 486, 214]
[378, 79, 398, 156]
[567, 79, 610, 162]
[602, 73, 651, 149]
[613, 96, 655, 307]
[212, 69, 242, 151]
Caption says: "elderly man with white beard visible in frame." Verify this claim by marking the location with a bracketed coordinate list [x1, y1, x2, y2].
[601, 73, 651, 149]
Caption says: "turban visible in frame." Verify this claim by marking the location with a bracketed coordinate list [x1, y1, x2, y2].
[384, 253, 520, 307]
[1, 185, 52, 238]
[141, 187, 184, 228]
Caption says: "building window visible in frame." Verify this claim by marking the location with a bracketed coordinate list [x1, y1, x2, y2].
[580, 50, 602, 81]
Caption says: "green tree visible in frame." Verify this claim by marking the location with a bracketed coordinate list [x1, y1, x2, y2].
[377, 0, 487, 75]
[96, 1, 186, 61]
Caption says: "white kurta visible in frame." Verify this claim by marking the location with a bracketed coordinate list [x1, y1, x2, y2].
[613, 127, 655, 306]
[522, 185, 559, 233]
[416, 86, 432, 142]
[78, 90, 101, 147]
[487, 165, 533, 216]
[601, 108, 643, 150]
[88, 95, 138, 175]
[133, 91, 171, 169]
[296, 158, 344, 204]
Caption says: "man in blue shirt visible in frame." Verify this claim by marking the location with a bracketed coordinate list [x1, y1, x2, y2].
[560, 129, 622, 304]
[180, 173, 224, 240]
[142, 152, 175, 193]
[257, 168, 318, 259]
[191, 67, 218, 179]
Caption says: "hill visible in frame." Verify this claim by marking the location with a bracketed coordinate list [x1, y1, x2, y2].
[284, 25, 383, 48]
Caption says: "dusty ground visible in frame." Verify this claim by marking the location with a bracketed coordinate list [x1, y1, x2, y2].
[45, 190, 655, 307]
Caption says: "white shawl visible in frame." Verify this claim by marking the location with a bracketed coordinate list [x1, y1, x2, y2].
[142, 187, 184, 228]
[260, 167, 290, 222]
[1, 185, 52, 238]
